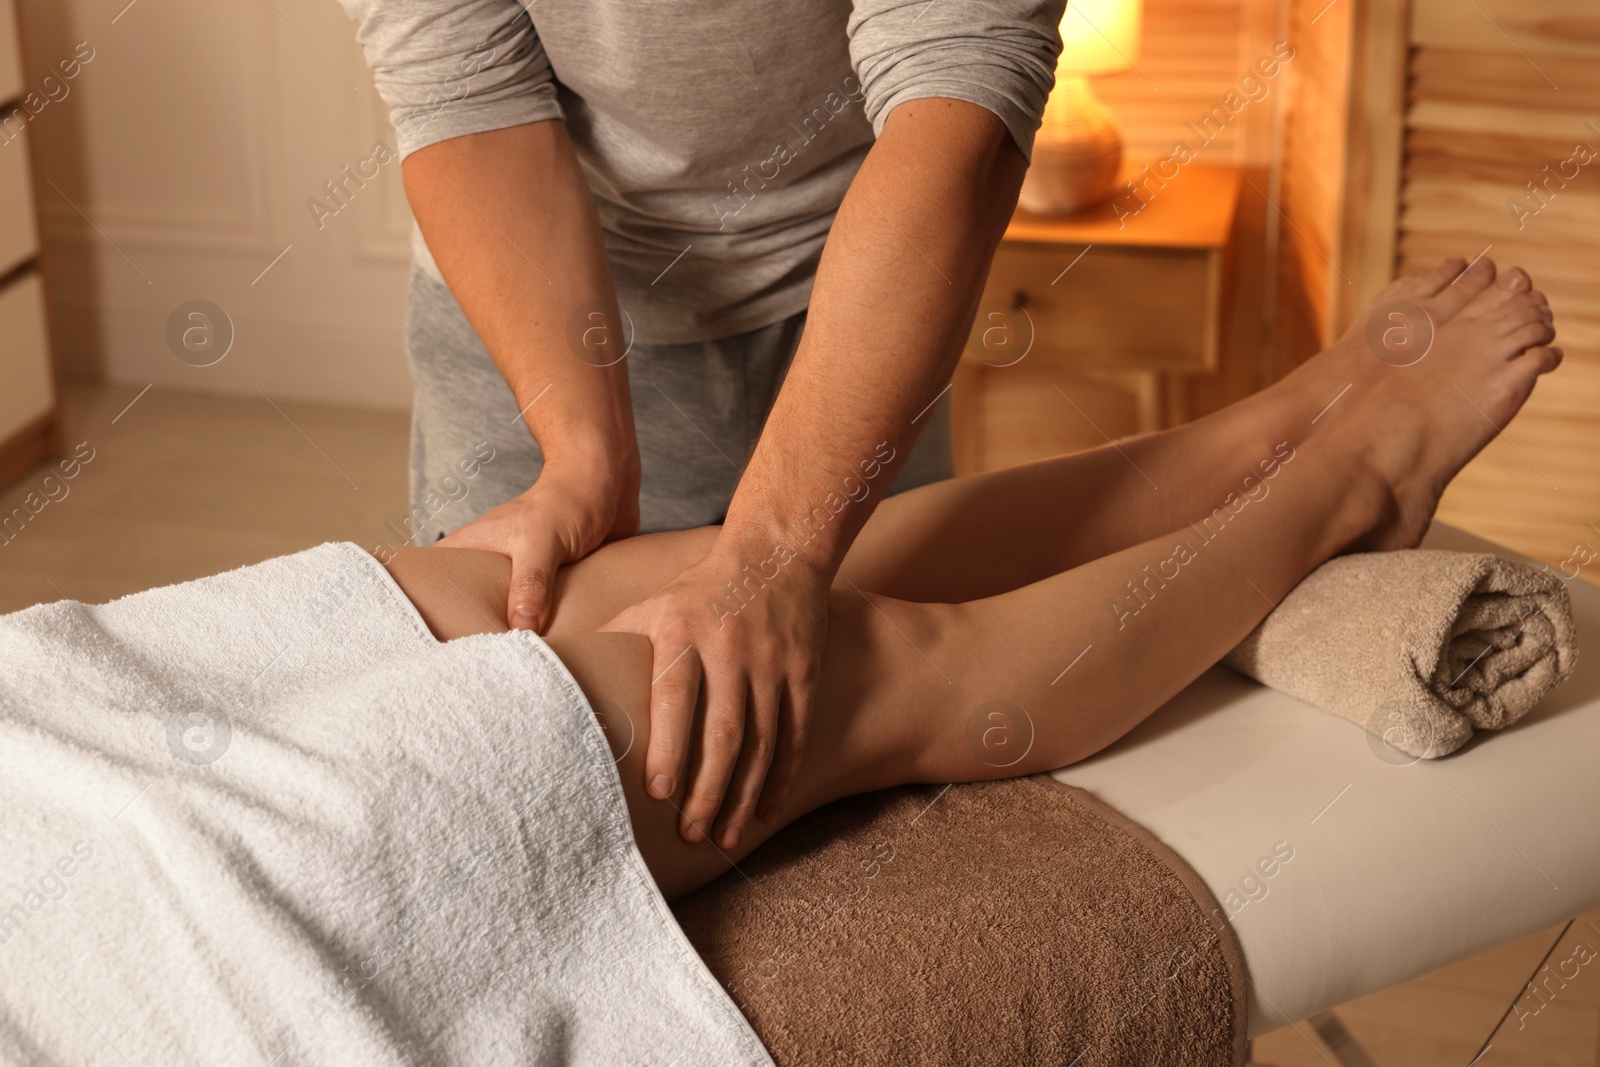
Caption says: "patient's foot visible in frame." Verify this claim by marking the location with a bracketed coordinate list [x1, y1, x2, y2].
[1337, 267, 1561, 551]
[1259, 256, 1548, 434]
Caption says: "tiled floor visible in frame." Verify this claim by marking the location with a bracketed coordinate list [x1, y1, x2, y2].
[2, 384, 1597, 1065]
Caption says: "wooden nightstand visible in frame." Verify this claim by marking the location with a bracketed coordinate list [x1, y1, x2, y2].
[953, 164, 1242, 474]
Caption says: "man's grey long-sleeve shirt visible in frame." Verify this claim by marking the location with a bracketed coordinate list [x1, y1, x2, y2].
[339, 0, 1064, 344]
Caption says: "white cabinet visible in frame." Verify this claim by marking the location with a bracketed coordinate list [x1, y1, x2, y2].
[0, 273, 51, 442]
[0, 0, 58, 486]
[0, 125, 39, 276]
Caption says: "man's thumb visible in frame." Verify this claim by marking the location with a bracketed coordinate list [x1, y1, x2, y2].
[508, 533, 562, 632]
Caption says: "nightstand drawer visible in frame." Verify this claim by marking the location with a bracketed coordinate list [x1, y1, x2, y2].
[966, 244, 1222, 374]
[0, 126, 38, 275]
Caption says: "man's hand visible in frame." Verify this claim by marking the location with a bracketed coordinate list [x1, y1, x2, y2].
[404, 122, 641, 632]
[440, 454, 640, 631]
[602, 535, 829, 849]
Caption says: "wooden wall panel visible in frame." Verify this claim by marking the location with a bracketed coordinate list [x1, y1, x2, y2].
[1410, 46, 1600, 105]
[1411, 0, 1600, 59]
[1269, 0, 1408, 372]
[1286, 0, 1351, 305]
[1268, 0, 1357, 373]
[1400, 0, 1600, 566]
[1091, 0, 1274, 168]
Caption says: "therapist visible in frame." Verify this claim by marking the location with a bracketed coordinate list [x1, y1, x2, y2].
[340, 0, 1065, 850]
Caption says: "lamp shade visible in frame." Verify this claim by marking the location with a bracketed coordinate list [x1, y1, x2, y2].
[1058, 0, 1142, 76]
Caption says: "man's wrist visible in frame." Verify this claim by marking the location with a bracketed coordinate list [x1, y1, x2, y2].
[538, 421, 639, 480]
[710, 516, 837, 586]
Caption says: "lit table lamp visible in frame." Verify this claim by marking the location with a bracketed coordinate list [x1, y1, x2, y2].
[1019, 0, 1142, 216]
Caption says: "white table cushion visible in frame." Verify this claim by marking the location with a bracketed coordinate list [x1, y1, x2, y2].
[1053, 524, 1600, 1036]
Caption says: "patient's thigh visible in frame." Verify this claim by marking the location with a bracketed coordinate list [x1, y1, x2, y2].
[543, 527, 719, 634]
[379, 527, 719, 642]
[543, 630, 784, 899]
[366, 554, 775, 896]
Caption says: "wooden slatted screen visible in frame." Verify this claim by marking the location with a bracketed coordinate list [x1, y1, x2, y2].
[1404, 0, 1600, 564]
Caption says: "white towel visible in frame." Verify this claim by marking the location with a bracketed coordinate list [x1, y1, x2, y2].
[0, 543, 771, 1067]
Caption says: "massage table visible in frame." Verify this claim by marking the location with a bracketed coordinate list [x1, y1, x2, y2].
[9, 524, 1583, 1065]
[1053, 523, 1600, 1041]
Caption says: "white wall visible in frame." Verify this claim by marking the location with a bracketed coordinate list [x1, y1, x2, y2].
[18, 0, 415, 409]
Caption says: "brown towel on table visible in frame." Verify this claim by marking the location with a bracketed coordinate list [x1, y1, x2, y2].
[675, 778, 1247, 1067]
[1224, 549, 1577, 757]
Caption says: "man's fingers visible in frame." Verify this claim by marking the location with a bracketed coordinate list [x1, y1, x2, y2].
[507, 529, 564, 632]
[756, 667, 816, 826]
[679, 665, 746, 844]
[712, 681, 780, 850]
[644, 639, 701, 803]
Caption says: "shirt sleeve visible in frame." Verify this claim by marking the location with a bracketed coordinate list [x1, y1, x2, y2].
[335, 0, 564, 159]
[847, 0, 1066, 162]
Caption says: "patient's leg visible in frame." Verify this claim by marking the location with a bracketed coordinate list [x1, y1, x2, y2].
[838, 257, 1539, 601]
[539, 421, 1381, 898]
[387, 257, 1545, 636]
[384, 264, 1557, 898]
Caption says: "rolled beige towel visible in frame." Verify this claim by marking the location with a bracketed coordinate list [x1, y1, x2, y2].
[1223, 550, 1578, 757]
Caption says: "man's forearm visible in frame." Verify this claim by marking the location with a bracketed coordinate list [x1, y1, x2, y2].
[402, 122, 636, 471]
[721, 99, 1028, 574]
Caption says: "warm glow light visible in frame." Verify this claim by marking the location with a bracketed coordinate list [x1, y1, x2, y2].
[1057, 0, 1142, 76]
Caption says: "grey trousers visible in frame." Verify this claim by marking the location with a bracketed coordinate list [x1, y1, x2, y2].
[401, 266, 954, 542]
